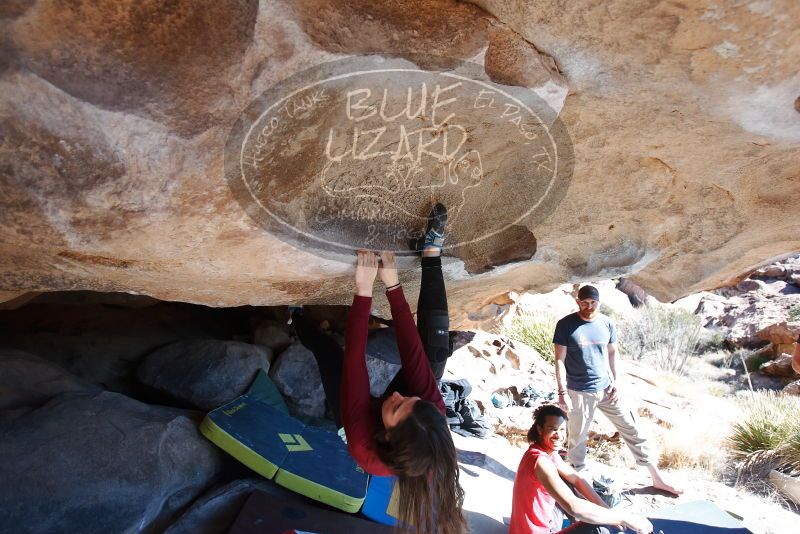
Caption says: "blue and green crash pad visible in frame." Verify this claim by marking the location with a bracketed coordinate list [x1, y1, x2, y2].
[200, 370, 368, 513]
[228, 489, 394, 534]
[647, 500, 753, 534]
[361, 475, 400, 526]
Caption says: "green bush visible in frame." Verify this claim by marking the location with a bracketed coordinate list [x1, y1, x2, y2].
[698, 330, 727, 353]
[744, 352, 772, 373]
[728, 392, 800, 475]
[617, 306, 701, 375]
[789, 304, 800, 322]
[504, 314, 557, 363]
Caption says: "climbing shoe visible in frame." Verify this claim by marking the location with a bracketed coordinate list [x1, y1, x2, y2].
[286, 305, 303, 324]
[409, 202, 447, 253]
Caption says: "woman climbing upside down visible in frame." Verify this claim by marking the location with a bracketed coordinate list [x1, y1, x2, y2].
[289, 204, 466, 533]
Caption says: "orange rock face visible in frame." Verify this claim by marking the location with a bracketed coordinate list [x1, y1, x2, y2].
[1, 0, 799, 324]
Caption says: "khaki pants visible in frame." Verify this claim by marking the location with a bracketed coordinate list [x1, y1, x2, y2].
[566, 388, 654, 471]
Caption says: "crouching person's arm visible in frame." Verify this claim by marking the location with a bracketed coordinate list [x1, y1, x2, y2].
[556, 460, 608, 509]
[534, 456, 653, 534]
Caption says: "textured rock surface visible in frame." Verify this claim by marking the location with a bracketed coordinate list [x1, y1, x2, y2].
[677, 254, 800, 347]
[137, 340, 272, 411]
[0, 295, 253, 392]
[164, 478, 282, 534]
[757, 322, 800, 346]
[0, 348, 100, 411]
[251, 320, 293, 358]
[269, 338, 400, 419]
[759, 353, 799, 379]
[0, 391, 222, 534]
[0, 0, 798, 323]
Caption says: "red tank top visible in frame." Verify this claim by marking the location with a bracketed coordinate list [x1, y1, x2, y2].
[509, 445, 561, 534]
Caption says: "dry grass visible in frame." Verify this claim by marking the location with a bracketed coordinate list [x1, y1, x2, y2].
[658, 404, 731, 473]
[650, 370, 735, 474]
[655, 372, 733, 399]
[658, 418, 728, 474]
[618, 306, 702, 375]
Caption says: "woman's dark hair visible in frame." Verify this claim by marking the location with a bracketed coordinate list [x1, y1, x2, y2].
[374, 399, 467, 534]
[527, 404, 568, 444]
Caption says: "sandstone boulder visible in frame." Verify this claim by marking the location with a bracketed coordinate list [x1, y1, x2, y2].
[0, 297, 240, 392]
[0, 0, 798, 325]
[701, 279, 800, 348]
[252, 320, 293, 359]
[757, 265, 787, 279]
[165, 478, 285, 534]
[0, 348, 100, 411]
[736, 280, 766, 293]
[759, 354, 799, 379]
[0, 391, 222, 534]
[364, 327, 402, 365]
[784, 380, 800, 396]
[269, 340, 400, 419]
[756, 322, 800, 346]
[137, 340, 272, 411]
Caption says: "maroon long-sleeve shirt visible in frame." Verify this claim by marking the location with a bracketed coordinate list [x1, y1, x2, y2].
[340, 287, 446, 476]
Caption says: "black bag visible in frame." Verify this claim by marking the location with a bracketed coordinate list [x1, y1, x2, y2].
[439, 379, 491, 439]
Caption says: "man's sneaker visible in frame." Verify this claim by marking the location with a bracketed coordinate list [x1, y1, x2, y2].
[409, 202, 448, 253]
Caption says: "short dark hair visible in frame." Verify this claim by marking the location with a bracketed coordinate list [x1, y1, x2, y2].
[578, 285, 600, 301]
[527, 404, 568, 444]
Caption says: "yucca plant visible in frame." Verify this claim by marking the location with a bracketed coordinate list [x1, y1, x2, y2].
[728, 392, 800, 477]
[503, 314, 558, 363]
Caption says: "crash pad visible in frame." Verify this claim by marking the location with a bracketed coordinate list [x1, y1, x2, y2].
[228, 490, 394, 534]
[361, 475, 400, 526]
[647, 500, 753, 534]
[245, 369, 288, 414]
[200, 372, 368, 513]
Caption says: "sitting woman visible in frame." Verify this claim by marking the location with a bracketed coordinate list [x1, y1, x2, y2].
[510, 404, 653, 534]
[289, 205, 466, 534]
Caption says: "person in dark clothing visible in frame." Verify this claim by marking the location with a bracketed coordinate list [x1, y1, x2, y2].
[289, 204, 466, 534]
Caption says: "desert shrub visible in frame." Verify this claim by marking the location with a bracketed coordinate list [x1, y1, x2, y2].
[504, 314, 557, 363]
[788, 304, 800, 322]
[599, 304, 618, 320]
[659, 416, 727, 474]
[617, 306, 702, 375]
[728, 392, 800, 476]
[698, 330, 727, 353]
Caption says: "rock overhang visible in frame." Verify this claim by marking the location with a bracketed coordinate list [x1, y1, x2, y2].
[0, 0, 798, 321]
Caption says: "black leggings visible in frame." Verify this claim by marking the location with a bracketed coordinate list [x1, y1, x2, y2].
[292, 256, 450, 425]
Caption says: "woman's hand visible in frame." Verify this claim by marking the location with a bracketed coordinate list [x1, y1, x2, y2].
[355, 250, 379, 297]
[378, 251, 399, 289]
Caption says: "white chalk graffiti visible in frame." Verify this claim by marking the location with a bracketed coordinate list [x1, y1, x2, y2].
[318, 147, 484, 223]
[317, 82, 486, 224]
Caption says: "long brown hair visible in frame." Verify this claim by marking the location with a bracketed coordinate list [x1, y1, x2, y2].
[375, 399, 467, 534]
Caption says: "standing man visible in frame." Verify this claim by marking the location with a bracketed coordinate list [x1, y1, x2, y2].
[553, 285, 681, 495]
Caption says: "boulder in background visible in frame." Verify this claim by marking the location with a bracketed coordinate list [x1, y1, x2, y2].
[0, 348, 100, 411]
[137, 340, 271, 411]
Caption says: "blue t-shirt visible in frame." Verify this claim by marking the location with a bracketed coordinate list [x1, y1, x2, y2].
[552, 312, 617, 392]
